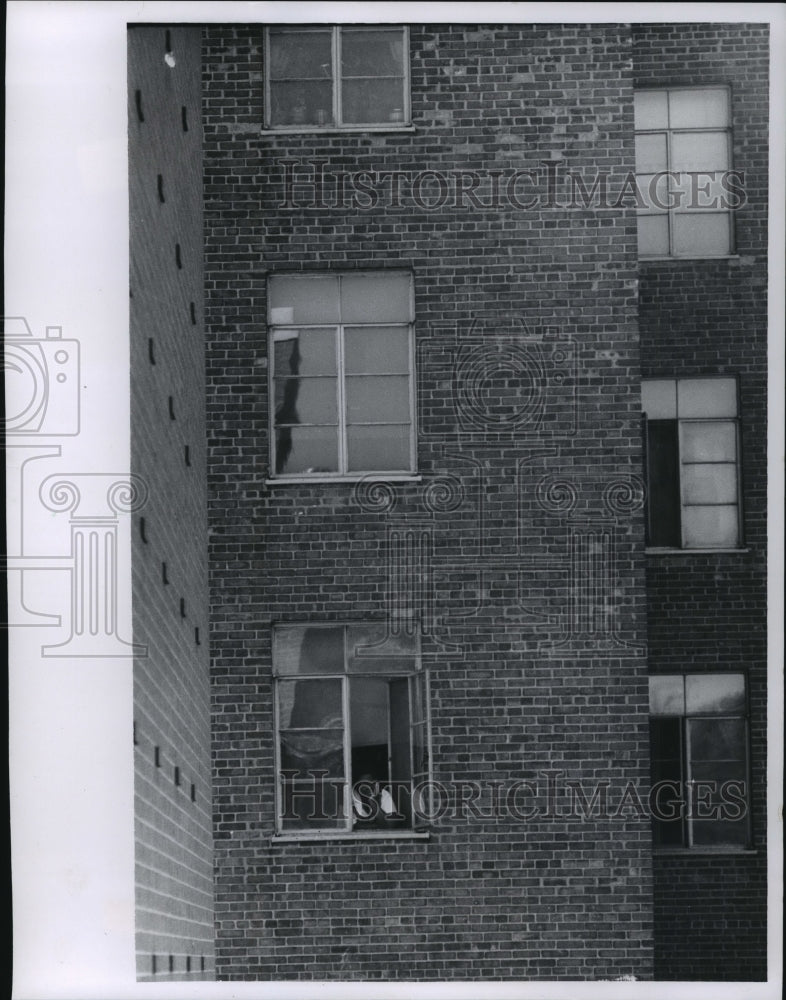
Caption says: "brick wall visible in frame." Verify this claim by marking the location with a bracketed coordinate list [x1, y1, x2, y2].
[204, 23, 653, 980]
[129, 26, 215, 982]
[633, 23, 769, 981]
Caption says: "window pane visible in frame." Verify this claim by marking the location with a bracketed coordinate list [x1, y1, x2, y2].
[272, 329, 336, 377]
[637, 214, 669, 256]
[646, 420, 681, 547]
[269, 80, 334, 127]
[688, 718, 746, 761]
[346, 375, 411, 423]
[280, 729, 344, 776]
[691, 815, 749, 847]
[671, 131, 729, 173]
[275, 425, 339, 475]
[634, 90, 668, 130]
[411, 672, 427, 728]
[635, 133, 668, 173]
[346, 424, 411, 472]
[672, 212, 731, 256]
[669, 88, 729, 128]
[347, 624, 419, 670]
[269, 276, 339, 325]
[642, 379, 676, 419]
[350, 677, 390, 781]
[688, 758, 748, 847]
[649, 717, 685, 846]
[340, 273, 411, 323]
[686, 673, 746, 715]
[268, 30, 333, 80]
[649, 675, 685, 715]
[274, 626, 345, 676]
[677, 379, 737, 418]
[344, 326, 410, 374]
[682, 421, 737, 462]
[341, 28, 405, 77]
[682, 504, 739, 548]
[281, 778, 346, 829]
[274, 376, 337, 425]
[342, 77, 405, 124]
[278, 678, 343, 729]
[671, 171, 730, 213]
[389, 677, 413, 823]
[682, 463, 738, 504]
[636, 173, 670, 213]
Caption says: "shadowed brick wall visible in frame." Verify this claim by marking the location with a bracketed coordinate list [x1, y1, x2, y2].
[129, 25, 215, 982]
[633, 22, 769, 981]
[204, 23, 653, 981]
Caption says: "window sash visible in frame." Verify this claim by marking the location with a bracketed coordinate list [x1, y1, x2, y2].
[272, 625, 429, 834]
[649, 674, 751, 849]
[642, 378, 741, 549]
[268, 274, 416, 478]
[634, 87, 734, 258]
[264, 26, 411, 129]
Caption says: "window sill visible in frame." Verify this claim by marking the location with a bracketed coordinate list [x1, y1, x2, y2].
[266, 474, 422, 486]
[654, 847, 757, 856]
[261, 125, 416, 136]
[645, 547, 750, 555]
[271, 830, 430, 843]
[639, 255, 742, 263]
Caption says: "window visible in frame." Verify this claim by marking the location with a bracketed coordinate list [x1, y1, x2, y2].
[273, 624, 430, 836]
[649, 673, 750, 849]
[642, 377, 741, 549]
[265, 26, 410, 130]
[268, 272, 415, 478]
[634, 87, 734, 257]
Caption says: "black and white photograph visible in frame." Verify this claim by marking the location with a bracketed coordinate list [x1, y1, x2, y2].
[5, 2, 784, 996]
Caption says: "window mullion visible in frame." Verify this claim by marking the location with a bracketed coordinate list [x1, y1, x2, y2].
[406, 676, 415, 812]
[337, 320, 347, 474]
[684, 716, 694, 848]
[664, 94, 672, 258]
[386, 681, 393, 788]
[273, 679, 281, 834]
[334, 27, 342, 127]
[342, 671, 351, 831]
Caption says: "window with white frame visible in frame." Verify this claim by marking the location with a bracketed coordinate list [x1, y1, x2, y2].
[265, 26, 410, 129]
[642, 377, 742, 549]
[273, 624, 430, 836]
[634, 87, 735, 258]
[268, 272, 415, 478]
[649, 673, 751, 849]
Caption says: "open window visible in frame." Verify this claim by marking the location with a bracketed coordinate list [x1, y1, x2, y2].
[649, 673, 751, 849]
[642, 377, 742, 549]
[273, 624, 430, 836]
